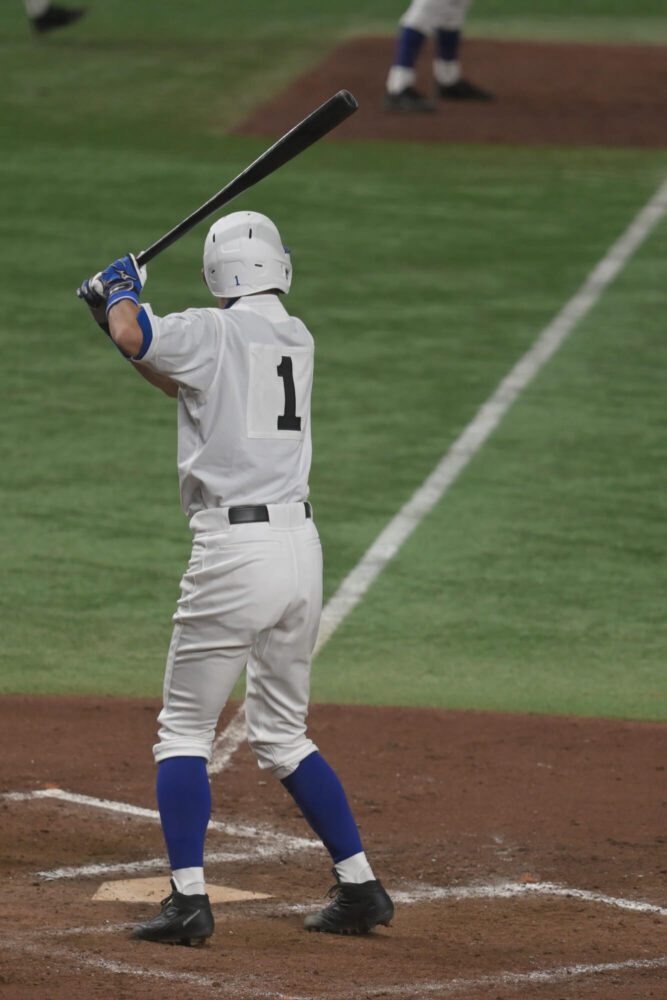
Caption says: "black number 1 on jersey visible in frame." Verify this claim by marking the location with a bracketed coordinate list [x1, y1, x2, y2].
[277, 356, 301, 431]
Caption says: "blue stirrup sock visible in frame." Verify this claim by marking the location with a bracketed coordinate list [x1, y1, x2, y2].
[157, 756, 211, 887]
[281, 751, 365, 865]
[394, 26, 426, 68]
[436, 28, 461, 62]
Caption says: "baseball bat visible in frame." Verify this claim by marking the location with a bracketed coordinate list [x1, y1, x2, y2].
[135, 89, 358, 268]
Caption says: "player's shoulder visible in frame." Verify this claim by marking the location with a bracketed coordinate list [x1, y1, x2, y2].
[168, 305, 224, 323]
[230, 295, 314, 343]
[156, 305, 226, 334]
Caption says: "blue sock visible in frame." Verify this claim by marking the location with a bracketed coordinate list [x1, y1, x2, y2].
[156, 756, 211, 871]
[436, 28, 461, 62]
[281, 751, 363, 864]
[394, 26, 426, 68]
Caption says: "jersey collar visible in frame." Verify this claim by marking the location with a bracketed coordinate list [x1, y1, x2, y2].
[235, 293, 289, 318]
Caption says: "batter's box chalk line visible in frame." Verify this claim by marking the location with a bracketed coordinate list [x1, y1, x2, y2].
[281, 879, 667, 919]
[6, 936, 667, 1000]
[5, 786, 320, 879]
[391, 879, 667, 918]
[4, 787, 313, 844]
[6, 788, 667, 921]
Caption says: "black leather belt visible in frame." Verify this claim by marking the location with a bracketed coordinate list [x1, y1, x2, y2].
[228, 502, 312, 524]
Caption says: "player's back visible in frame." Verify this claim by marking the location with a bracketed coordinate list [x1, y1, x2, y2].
[176, 294, 314, 515]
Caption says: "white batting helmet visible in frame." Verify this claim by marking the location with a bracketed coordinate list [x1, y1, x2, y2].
[203, 211, 292, 297]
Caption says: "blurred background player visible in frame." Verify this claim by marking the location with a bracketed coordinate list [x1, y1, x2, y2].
[24, 0, 86, 32]
[384, 0, 493, 112]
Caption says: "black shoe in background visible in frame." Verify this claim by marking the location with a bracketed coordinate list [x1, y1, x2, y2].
[384, 87, 436, 113]
[31, 5, 86, 33]
[437, 78, 494, 101]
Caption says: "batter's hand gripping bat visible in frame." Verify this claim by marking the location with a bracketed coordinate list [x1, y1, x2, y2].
[135, 89, 358, 267]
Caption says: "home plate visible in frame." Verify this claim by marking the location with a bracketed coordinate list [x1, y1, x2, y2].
[93, 877, 272, 903]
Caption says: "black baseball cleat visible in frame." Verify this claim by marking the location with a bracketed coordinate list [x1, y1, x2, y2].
[132, 881, 214, 946]
[437, 78, 494, 101]
[31, 5, 86, 33]
[384, 87, 436, 113]
[304, 873, 394, 935]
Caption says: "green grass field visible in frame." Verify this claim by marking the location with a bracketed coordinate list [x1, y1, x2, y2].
[1, 2, 665, 719]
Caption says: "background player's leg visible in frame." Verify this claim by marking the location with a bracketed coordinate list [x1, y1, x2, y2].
[434, 25, 463, 86]
[384, 0, 437, 112]
[24, 0, 50, 16]
[434, 0, 493, 100]
[25, 0, 86, 33]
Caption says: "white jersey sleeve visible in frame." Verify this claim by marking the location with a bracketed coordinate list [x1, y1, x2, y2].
[135, 303, 223, 394]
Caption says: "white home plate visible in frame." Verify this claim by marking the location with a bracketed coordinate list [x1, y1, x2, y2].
[92, 877, 271, 903]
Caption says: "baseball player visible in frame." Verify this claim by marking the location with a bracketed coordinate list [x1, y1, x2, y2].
[24, 0, 86, 32]
[77, 212, 394, 944]
[384, 0, 492, 112]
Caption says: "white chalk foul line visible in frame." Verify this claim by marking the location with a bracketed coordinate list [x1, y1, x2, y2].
[313, 176, 667, 655]
[208, 176, 667, 775]
[209, 702, 247, 775]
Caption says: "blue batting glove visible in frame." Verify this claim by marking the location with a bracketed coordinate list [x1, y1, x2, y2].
[97, 254, 147, 314]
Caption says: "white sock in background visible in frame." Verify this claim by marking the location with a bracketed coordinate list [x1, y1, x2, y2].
[386, 65, 417, 95]
[434, 58, 462, 86]
[25, 0, 51, 17]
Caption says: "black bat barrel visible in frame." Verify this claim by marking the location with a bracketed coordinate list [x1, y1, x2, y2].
[135, 91, 358, 268]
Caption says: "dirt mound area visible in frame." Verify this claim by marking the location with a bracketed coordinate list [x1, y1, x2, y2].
[1, 696, 665, 999]
[232, 37, 667, 148]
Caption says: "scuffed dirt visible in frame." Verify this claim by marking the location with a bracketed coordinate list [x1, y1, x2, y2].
[1, 697, 665, 999]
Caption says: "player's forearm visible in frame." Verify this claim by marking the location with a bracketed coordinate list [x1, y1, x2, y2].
[108, 301, 178, 395]
[108, 299, 144, 357]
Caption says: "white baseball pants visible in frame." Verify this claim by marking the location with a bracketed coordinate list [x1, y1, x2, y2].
[154, 503, 321, 779]
[400, 0, 472, 33]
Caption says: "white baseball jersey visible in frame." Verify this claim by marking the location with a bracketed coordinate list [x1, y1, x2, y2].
[136, 294, 314, 516]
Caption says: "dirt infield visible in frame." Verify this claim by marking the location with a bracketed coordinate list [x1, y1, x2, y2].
[1, 696, 665, 999]
[232, 37, 667, 148]
[3, 39, 667, 998]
